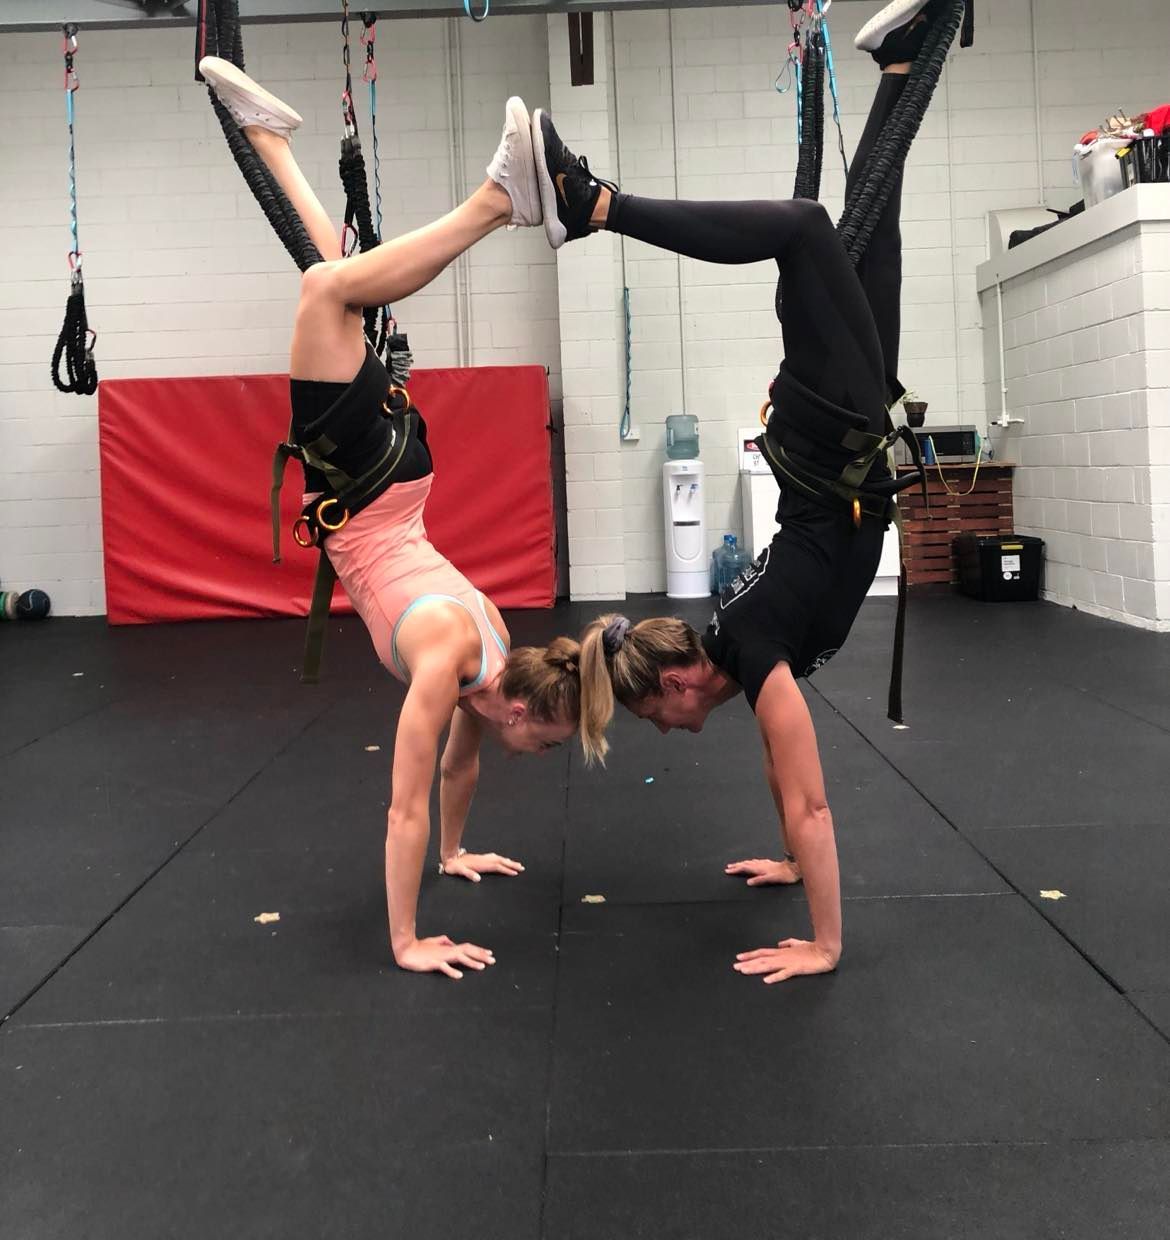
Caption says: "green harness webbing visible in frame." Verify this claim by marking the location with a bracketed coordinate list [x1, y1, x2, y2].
[757, 405, 928, 724]
[269, 389, 417, 684]
[302, 553, 338, 685]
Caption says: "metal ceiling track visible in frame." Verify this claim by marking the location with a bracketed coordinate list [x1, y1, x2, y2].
[0, 0, 853, 34]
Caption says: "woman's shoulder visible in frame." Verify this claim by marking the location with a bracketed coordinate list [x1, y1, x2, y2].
[479, 594, 511, 650]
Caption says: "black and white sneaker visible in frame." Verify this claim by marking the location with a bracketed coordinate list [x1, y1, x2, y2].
[531, 109, 617, 250]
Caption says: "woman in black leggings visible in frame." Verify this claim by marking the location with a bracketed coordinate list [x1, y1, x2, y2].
[546, 0, 958, 985]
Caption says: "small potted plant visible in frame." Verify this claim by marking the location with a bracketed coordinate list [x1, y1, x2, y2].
[900, 390, 928, 427]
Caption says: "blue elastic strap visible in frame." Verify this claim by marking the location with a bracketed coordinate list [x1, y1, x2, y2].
[620, 286, 632, 440]
[795, 50, 803, 144]
[66, 88, 79, 256]
[818, 0, 849, 178]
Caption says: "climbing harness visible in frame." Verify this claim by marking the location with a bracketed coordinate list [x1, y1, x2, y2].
[269, 345, 427, 682]
[52, 25, 99, 397]
[756, 368, 928, 724]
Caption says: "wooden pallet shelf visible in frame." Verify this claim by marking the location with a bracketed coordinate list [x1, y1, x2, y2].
[896, 462, 1016, 589]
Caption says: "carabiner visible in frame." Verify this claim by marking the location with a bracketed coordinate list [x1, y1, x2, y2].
[463, 0, 490, 21]
[340, 90, 357, 139]
[361, 13, 377, 83]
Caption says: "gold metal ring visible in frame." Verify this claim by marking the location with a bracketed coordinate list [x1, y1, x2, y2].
[316, 498, 349, 532]
[382, 385, 411, 416]
[293, 517, 317, 548]
[852, 498, 862, 528]
[759, 400, 772, 428]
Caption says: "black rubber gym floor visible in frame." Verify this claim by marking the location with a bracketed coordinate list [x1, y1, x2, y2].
[3, 594, 1169, 1238]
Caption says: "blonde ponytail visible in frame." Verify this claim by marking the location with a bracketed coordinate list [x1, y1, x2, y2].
[579, 612, 703, 707]
[578, 619, 618, 766]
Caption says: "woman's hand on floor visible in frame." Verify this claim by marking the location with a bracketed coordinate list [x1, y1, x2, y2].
[724, 857, 802, 886]
[733, 939, 839, 984]
[439, 850, 525, 881]
[395, 935, 496, 980]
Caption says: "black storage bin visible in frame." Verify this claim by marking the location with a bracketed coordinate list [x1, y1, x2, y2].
[1119, 135, 1170, 189]
[954, 534, 1045, 602]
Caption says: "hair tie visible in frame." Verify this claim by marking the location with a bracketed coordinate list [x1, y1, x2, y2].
[602, 616, 631, 657]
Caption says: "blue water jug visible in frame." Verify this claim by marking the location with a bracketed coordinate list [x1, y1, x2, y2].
[726, 539, 752, 586]
[666, 413, 700, 460]
[711, 534, 735, 593]
[715, 534, 746, 593]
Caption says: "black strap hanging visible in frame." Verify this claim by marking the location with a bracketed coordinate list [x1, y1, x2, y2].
[792, 28, 826, 202]
[52, 25, 98, 397]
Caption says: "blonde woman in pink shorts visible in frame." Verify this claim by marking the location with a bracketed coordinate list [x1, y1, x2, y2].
[201, 58, 610, 981]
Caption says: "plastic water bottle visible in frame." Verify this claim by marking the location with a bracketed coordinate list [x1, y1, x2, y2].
[715, 534, 741, 593]
[727, 536, 751, 585]
[712, 534, 733, 593]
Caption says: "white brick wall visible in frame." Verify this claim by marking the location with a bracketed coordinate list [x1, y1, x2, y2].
[0, 16, 555, 613]
[991, 219, 1170, 628]
[547, 12, 628, 601]
[4, 1, 1168, 611]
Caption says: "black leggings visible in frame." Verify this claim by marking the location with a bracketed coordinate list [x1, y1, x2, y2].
[606, 73, 908, 436]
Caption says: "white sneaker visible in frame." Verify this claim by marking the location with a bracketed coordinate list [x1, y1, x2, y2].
[486, 96, 542, 228]
[198, 56, 303, 140]
[855, 0, 933, 51]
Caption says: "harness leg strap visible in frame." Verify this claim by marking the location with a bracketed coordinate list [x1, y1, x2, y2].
[301, 551, 338, 685]
[888, 560, 908, 725]
[270, 441, 298, 563]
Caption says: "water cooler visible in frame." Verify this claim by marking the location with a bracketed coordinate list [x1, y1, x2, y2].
[663, 415, 707, 599]
[738, 427, 778, 560]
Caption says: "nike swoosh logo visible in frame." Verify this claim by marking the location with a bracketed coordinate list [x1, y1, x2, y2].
[555, 172, 569, 206]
